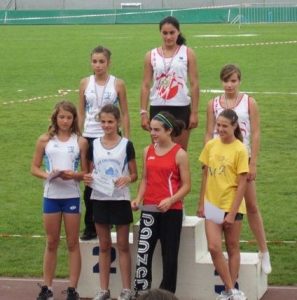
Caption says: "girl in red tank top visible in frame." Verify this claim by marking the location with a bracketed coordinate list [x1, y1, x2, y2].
[131, 111, 190, 295]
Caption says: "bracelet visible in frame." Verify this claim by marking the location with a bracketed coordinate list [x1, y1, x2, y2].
[140, 109, 148, 115]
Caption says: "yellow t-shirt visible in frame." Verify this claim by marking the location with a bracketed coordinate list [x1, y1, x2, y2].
[199, 138, 249, 214]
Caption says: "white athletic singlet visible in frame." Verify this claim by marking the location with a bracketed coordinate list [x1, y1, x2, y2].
[44, 134, 80, 198]
[213, 93, 251, 154]
[91, 137, 131, 201]
[83, 74, 119, 138]
[150, 45, 190, 106]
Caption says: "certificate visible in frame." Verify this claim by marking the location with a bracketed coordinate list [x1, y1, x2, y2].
[204, 200, 225, 224]
[139, 204, 161, 213]
[91, 172, 114, 197]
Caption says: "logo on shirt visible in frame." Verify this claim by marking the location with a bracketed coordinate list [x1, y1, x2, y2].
[156, 72, 184, 100]
[147, 156, 155, 160]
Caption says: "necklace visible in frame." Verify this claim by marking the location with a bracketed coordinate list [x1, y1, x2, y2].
[94, 75, 110, 108]
[224, 93, 240, 109]
[160, 46, 180, 75]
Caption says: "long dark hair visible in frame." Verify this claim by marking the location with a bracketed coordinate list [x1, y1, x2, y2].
[159, 16, 186, 45]
[218, 109, 243, 142]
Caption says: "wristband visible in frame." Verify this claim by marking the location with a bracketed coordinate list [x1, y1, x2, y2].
[140, 109, 148, 115]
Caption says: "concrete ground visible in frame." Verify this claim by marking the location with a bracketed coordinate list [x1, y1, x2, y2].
[0, 277, 297, 300]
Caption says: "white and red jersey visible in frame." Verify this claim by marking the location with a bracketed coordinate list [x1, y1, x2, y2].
[213, 93, 251, 154]
[149, 45, 190, 106]
[144, 143, 182, 210]
[83, 74, 118, 138]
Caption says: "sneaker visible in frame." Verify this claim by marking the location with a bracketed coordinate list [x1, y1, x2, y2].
[37, 284, 54, 300]
[118, 289, 133, 300]
[80, 230, 97, 241]
[259, 251, 272, 274]
[93, 289, 111, 300]
[216, 289, 247, 300]
[65, 287, 80, 300]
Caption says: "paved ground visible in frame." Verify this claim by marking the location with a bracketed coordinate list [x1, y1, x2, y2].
[0, 277, 296, 300]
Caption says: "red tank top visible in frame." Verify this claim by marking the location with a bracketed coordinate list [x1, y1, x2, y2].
[144, 143, 182, 210]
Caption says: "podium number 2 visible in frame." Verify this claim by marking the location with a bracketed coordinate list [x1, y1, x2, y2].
[92, 246, 116, 273]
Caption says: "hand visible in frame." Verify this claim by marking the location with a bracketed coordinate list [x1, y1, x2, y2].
[60, 170, 74, 180]
[157, 197, 172, 213]
[223, 212, 235, 227]
[131, 200, 140, 211]
[141, 114, 150, 131]
[83, 173, 93, 186]
[114, 176, 131, 188]
[247, 162, 257, 181]
[188, 112, 198, 129]
[197, 204, 205, 218]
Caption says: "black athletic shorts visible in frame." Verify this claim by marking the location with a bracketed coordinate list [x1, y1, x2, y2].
[92, 200, 133, 225]
[150, 105, 191, 129]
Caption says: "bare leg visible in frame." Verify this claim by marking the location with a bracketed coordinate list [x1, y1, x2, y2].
[245, 180, 268, 252]
[224, 221, 242, 286]
[63, 213, 81, 288]
[43, 213, 62, 286]
[205, 220, 233, 290]
[116, 224, 131, 289]
[173, 129, 190, 151]
[96, 224, 111, 290]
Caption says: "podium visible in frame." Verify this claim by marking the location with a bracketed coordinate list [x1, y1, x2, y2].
[77, 216, 267, 299]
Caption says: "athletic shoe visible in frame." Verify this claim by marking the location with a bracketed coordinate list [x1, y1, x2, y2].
[36, 285, 54, 300]
[216, 289, 247, 300]
[93, 289, 111, 300]
[259, 251, 272, 274]
[118, 289, 133, 300]
[65, 287, 80, 300]
[80, 230, 97, 241]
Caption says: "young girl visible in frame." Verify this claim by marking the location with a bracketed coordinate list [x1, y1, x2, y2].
[198, 109, 248, 300]
[205, 64, 271, 274]
[83, 104, 137, 300]
[139, 16, 199, 150]
[31, 101, 88, 300]
[78, 45, 130, 241]
[132, 111, 191, 296]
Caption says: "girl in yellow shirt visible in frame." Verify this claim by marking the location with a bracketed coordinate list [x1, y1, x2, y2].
[197, 109, 249, 300]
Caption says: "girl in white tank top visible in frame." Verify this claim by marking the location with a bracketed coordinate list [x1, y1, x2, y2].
[31, 101, 88, 298]
[204, 64, 272, 275]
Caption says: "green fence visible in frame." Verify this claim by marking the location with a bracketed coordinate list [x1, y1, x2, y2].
[1, 6, 296, 25]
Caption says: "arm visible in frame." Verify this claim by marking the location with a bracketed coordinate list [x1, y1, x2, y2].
[187, 47, 200, 129]
[205, 99, 216, 144]
[197, 165, 208, 217]
[158, 149, 191, 212]
[131, 147, 148, 210]
[31, 134, 49, 180]
[78, 78, 88, 133]
[116, 78, 130, 139]
[224, 172, 248, 225]
[140, 51, 153, 131]
[114, 158, 138, 188]
[248, 97, 260, 181]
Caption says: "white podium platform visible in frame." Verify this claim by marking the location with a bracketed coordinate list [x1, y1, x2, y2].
[77, 216, 267, 300]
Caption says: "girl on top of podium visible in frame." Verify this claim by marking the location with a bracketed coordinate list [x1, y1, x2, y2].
[204, 64, 271, 274]
[83, 104, 137, 300]
[197, 109, 248, 300]
[31, 100, 88, 300]
[139, 15, 199, 151]
[131, 111, 191, 297]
